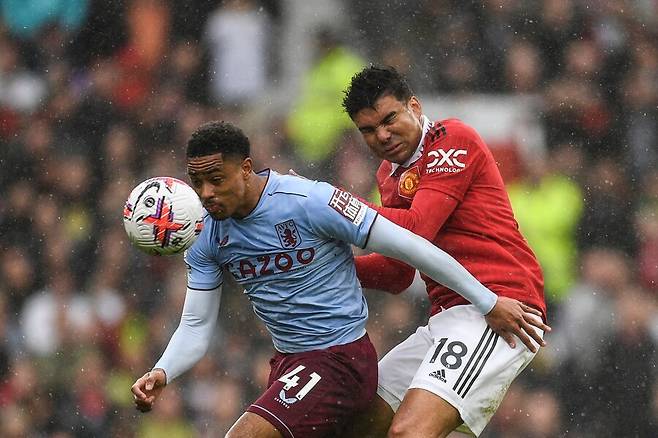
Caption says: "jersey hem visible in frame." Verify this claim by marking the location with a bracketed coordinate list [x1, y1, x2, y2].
[430, 295, 547, 323]
[187, 283, 222, 291]
[272, 328, 367, 354]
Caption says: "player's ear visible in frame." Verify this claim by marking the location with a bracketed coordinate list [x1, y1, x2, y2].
[408, 96, 422, 118]
[241, 157, 252, 179]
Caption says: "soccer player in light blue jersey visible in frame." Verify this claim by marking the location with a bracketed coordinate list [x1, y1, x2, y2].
[131, 121, 547, 438]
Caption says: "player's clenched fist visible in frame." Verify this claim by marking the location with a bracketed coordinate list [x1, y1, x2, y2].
[131, 368, 167, 412]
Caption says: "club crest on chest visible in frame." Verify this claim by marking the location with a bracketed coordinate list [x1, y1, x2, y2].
[275, 219, 301, 249]
[398, 166, 421, 199]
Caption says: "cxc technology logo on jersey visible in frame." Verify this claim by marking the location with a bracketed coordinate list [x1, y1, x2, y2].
[275, 219, 301, 249]
[426, 149, 467, 174]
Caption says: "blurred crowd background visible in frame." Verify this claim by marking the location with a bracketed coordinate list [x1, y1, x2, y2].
[1, 0, 657, 436]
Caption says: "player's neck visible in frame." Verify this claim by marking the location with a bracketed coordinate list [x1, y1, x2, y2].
[235, 173, 268, 219]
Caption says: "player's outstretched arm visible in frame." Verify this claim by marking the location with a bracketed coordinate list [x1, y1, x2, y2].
[365, 215, 496, 313]
[131, 286, 222, 412]
[365, 215, 551, 352]
[353, 189, 458, 293]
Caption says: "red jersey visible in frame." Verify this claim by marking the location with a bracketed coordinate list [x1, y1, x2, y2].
[356, 118, 546, 320]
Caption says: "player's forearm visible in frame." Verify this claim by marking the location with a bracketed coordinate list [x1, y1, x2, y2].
[153, 287, 221, 382]
[368, 188, 457, 241]
[355, 253, 415, 293]
[365, 215, 497, 314]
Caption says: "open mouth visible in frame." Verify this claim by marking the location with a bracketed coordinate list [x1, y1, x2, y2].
[204, 204, 221, 214]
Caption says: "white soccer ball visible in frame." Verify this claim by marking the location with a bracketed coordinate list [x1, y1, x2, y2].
[123, 177, 205, 256]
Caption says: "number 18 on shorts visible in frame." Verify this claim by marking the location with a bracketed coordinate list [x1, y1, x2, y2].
[377, 305, 543, 436]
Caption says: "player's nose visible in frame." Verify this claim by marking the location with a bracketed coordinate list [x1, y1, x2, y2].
[198, 181, 214, 200]
[375, 126, 391, 144]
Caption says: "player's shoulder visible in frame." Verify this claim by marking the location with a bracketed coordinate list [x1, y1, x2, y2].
[426, 118, 485, 149]
[199, 212, 219, 242]
[186, 211, 216, 257]
[376, 160, 393, 177]
[266, 171, 336, 206]
[267, 170, 319, 198]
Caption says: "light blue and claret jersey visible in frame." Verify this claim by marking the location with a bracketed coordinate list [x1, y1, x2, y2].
[184, 170, 378, 353]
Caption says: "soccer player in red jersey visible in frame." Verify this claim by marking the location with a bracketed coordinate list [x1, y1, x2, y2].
[342, 66, 550, 437]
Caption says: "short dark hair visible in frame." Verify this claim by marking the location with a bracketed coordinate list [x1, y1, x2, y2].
[186, 121, 250, 160]
[342, 65, 414, 119]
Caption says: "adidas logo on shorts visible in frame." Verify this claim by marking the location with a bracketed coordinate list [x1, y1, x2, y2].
[429, 369, 447, 383]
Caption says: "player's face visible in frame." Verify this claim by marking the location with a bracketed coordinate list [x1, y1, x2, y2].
[353, 94, 423, 164]
[187, 153, 251, 220]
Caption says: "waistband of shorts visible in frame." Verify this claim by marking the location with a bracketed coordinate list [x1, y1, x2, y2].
[273, 330, 369, 358]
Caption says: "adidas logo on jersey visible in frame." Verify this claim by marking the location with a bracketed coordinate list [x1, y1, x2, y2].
[429, 369, 447, 383]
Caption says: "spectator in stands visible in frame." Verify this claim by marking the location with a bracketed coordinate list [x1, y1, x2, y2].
[204, 0, 271, 106]
[508, 144, 584, 305]
[286, 27, 364, 180]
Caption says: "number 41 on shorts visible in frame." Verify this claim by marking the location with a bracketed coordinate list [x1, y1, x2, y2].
[277, 365, 322, 403]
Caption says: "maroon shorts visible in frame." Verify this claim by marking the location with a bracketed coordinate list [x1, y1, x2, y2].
[247, 333, 378, 438]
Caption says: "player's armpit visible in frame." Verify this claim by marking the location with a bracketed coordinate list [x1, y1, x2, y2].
[355, 253, 415, 293]
[368, 188, 458, 241]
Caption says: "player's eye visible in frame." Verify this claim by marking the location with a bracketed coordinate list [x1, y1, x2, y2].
[383, 113, 397, 125]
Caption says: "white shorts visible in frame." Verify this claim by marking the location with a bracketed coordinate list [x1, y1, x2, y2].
[377, 305, 542, 436]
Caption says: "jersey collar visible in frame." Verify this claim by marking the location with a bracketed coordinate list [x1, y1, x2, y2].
[389, 115, 432, 175]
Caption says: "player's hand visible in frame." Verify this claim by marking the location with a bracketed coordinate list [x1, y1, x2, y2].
[484, 297, 551, 353]
[131, 368, 167, 412]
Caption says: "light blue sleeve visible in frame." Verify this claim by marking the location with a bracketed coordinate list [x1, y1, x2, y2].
[184, 229, 223, 290]
[366, 215, 497, 314]
[154, 286, 222, 382]
[305, 182, 378, 248]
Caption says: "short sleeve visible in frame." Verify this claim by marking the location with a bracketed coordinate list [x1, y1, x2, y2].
[305, 181, 378, 248]
[420, 120, 488, 202]
[184, 228, 223, 291]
